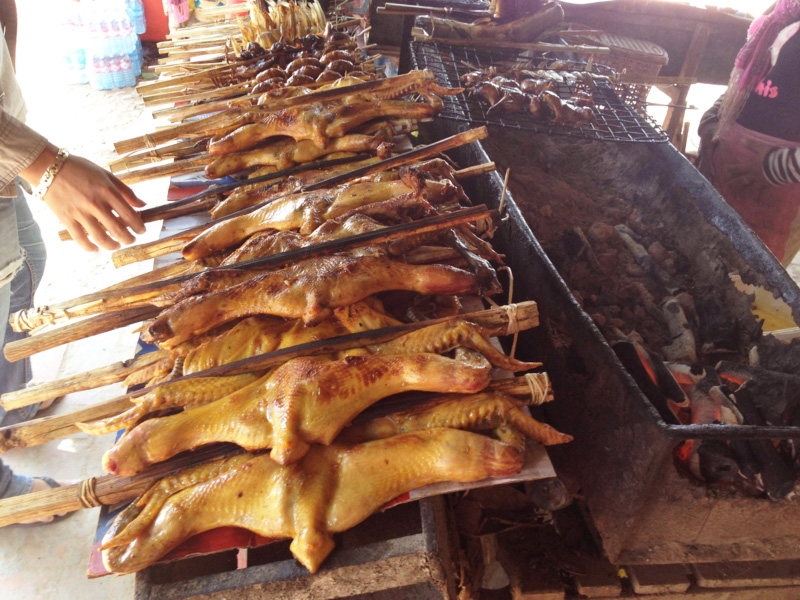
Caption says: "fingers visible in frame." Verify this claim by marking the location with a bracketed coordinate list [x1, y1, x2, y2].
[112, 176, 146, 209]
[64, 220, 98, 253]
[105, 186, 146, 235]
[81, 214, 122, 251]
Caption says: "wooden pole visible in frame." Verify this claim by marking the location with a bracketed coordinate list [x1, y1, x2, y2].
[3, 306, 162, 363]
[0, 352, 168, 410]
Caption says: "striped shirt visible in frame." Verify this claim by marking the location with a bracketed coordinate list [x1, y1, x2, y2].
[763, 147, 800, 186]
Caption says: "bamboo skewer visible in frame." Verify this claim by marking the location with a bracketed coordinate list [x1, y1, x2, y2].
[112, 126, 488, 267]
[0, 444, 244, 528]
[0, 302, 540, 454]
[117, 155, 215, 185]
[0, 351, 168, 410]
[3, 306, 162, 363]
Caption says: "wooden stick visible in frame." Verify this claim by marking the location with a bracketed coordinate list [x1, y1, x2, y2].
[108, 139, 208, 173]
[0, 352, 167, 410]
[117, 155, 215, 185]
[134, 57, 257, 95]
[3, 306, 162, 363]
[111, 126, 488, 267]
[0, 302, 539, 454]
[142, 80, 252, 107]
[0, 444, 244, 527]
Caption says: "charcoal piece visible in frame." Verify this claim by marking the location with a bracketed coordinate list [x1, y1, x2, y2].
[692, 439, 740, 483]
[733, 383, 796, 499]
[716, 361, 800, 423]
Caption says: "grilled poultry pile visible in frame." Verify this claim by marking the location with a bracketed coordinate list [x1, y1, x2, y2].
[236, 0, 328, 51]
[101, 390, 570, 574]
[461, 66, 602, 125]
[63, 150, 572, 574]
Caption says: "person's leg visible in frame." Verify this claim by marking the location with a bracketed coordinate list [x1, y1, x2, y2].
[0, 276, 34, 499]
[0, 183, 47, 424]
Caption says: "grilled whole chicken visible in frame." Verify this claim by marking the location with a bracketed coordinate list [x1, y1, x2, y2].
[208, 99, 440, 155]
[102, 349, 496, 474]
[102, 428, 524, 574]
[143, 254, 498, 347]
[104, 320, 537, 474]
[79, 302, 402, 435]
[204, 130, 393, 179]
[182, 173, 460, 260]
[101, 387, 571, 574]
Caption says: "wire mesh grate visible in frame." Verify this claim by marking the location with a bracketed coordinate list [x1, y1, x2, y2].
[411, 40, 669, 143]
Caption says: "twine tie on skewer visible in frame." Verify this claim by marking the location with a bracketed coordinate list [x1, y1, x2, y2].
[79, 477, 102, 509]
[9, 306, 69, 334]
[143, 134, 156, 149]
[497, 266, 518, 358]
[525, 372, 549, 405]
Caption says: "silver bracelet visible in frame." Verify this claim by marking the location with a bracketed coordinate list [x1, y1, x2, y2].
[34, 148, 70, 201]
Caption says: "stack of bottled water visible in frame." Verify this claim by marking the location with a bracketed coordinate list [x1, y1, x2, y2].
[62, 0, 143, 91]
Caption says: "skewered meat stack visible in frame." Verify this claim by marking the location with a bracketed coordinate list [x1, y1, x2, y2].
[460, 66, 602, 126]
[52, 154, 570, 575]
[237, 0, 328, 51]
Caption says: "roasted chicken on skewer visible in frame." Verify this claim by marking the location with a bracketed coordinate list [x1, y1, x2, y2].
[79, 301, 403, 434]
[143, 253, 499, 346]
[101, 390, 571, 574]
[101, 320, 536, 474]
[184, 159, 467, 259]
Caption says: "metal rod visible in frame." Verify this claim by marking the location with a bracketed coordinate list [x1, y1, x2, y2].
[662, 423, 800, 440]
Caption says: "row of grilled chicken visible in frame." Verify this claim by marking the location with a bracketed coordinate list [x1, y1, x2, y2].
[89, 28, 571, 576]
[81, 155, 572, 574]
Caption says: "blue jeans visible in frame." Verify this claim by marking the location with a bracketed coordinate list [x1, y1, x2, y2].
[0, 181, 47, 498]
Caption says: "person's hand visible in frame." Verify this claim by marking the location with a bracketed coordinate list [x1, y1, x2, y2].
[21, 145, 146, 252]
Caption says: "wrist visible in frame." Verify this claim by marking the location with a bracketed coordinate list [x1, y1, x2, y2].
[20, 142, 59, 187]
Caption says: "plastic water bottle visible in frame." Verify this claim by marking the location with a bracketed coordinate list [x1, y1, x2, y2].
[129, 37, 143, 77]
[127, 0, 146, 35]
[119, 55, 136, 87]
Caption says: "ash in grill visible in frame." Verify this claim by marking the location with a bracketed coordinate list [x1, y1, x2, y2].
[482, 130, 800, 500]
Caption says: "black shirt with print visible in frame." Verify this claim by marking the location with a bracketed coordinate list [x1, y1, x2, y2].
[737, 26, 800, 142]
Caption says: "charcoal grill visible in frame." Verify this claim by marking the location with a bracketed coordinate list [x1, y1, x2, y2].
[417, 117, 800, 565]
[411, 40, 668, 143]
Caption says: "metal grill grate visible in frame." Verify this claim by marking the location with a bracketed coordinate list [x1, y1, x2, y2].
[411, 41, 668, 143]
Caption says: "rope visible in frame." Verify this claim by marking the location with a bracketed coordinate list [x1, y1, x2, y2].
[79, 477, 102, 509]
[525, 372, 550, 405]
[9, 306, 69, 333]
[497, 267, 518, 359]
